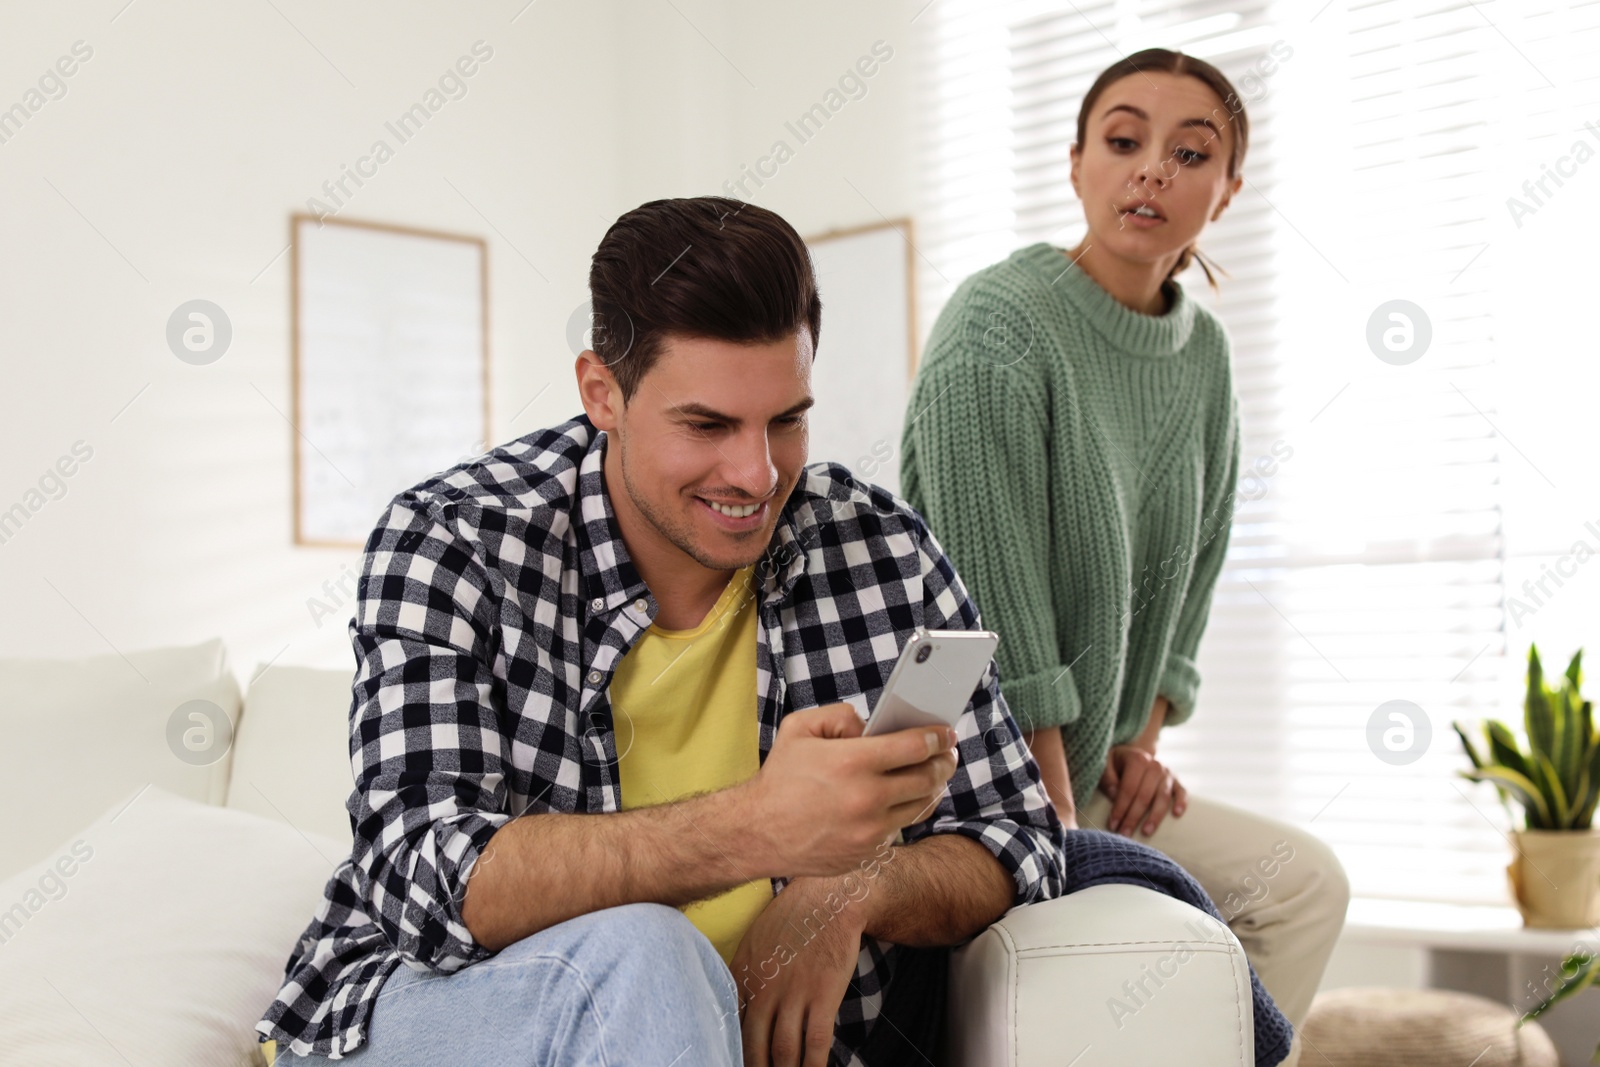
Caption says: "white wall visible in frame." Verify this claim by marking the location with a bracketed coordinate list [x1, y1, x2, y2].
[612, 2, 922, 239]
[0, 1, 923, 683]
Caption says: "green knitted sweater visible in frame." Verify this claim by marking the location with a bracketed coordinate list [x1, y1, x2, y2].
[900, 241, 1240, 810]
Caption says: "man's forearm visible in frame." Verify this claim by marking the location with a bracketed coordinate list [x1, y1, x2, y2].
[461, 782, 770, 952]
[793, 833, 1014, 949]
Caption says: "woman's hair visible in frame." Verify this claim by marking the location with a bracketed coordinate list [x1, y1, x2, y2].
[1075, 48, 1250, 292]
[588, 197, 822, 403]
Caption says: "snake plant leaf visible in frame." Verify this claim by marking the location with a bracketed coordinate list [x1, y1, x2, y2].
[1565, 648, 1584, 691]
[1576, 765, 1597, 831]
[1464, 765, 1551, 827]
[1579, 738, 1600, 830]
[1486, 720, 1534, 780]
[1532, 752, 1573, 829]
[1527, 647, 1556, 765]
[1559, 685, 1583, 791]
[1456, 723, 1504, 807]
[1582, 698, 1596, 764]
[1455, 722, 1517, 811]
[1454, 721, 1488, 769]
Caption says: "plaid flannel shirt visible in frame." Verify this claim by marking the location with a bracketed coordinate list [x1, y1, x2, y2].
[256, 413, 1066, 1065]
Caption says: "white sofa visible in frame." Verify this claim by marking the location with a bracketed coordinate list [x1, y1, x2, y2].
[0, 639, 1257, 1066]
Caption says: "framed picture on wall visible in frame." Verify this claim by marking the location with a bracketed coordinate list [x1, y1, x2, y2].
[290, 215, 490, 546]
[803, 218, 918, 494]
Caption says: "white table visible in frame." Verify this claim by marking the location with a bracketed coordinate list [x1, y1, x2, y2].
[1338, 898, 1600, 1063]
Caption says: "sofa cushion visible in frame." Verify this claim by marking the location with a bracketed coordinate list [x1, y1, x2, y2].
[0, 785, 342, 1067]
[947, 883, 1256, 1066]
[225, 664, 356, 848]
[0, 638, 241, 883]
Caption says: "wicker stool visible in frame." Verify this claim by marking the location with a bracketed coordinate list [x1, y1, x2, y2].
[1301, 988, 1559, 1067]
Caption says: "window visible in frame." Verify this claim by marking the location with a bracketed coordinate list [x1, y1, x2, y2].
[916, 0, 1600, 903]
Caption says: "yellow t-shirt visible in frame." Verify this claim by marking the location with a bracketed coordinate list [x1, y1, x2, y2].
[609, 563, 772, 965]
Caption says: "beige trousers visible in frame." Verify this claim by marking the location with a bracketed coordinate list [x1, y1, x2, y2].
[1077, 790, 1350, 1067]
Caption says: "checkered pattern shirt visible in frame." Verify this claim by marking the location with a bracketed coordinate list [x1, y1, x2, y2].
[256, 414, 1066, 1064]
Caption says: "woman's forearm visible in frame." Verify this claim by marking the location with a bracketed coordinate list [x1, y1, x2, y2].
[1020, 726, 1077, 827]
[1133, 696, 1169, 753]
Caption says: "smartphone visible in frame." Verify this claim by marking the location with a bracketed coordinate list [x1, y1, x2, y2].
[862, 627, 1000, 737]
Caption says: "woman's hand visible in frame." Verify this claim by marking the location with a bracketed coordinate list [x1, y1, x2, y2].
[1097, 744, 1187, 837]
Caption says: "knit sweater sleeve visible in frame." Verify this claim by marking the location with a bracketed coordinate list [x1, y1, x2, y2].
[900, 283, 1082, 732]
[1159, 391, 1241, 726]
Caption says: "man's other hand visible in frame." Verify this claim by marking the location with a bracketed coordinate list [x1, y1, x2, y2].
[733, 876, 866, 1067]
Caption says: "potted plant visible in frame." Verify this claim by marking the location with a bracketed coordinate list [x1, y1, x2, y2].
[1522, 950, 1599, 1064]
[1454, 645, 1600, 928]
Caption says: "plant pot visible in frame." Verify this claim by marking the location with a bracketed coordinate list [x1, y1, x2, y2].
[1507, 828, 1600, 928]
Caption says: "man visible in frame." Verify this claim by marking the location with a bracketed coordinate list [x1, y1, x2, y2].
[257, 196, 1066, 1067]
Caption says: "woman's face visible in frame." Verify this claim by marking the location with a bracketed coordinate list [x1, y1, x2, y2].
[1070, 71, 1242, 266]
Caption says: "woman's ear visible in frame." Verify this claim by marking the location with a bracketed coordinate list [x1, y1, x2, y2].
[1212, 174, 1244, 221]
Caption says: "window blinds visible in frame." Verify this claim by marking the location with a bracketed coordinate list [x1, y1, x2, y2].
[915, 0, 1600, 903]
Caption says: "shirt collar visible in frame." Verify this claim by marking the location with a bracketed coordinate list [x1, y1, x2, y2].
[571, 416, 810, 615]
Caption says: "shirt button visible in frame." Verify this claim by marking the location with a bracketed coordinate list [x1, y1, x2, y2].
[590, 597, 604, 611]
[586, 669, 602, 685]
[633, 598, 648, 613]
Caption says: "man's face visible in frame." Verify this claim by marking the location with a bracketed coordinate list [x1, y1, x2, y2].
[580, 330, 814, 574]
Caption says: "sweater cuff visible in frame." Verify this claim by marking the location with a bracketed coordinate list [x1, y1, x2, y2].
[1001, 663, 1083, 731]
[1159, 654, 1201, 726]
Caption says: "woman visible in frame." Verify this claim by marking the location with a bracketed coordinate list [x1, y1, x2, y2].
[900, 48, 1348, 1065]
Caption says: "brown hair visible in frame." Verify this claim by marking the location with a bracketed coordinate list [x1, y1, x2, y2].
[588, 197, 823, 403]
[1076, 48, 1250, 292]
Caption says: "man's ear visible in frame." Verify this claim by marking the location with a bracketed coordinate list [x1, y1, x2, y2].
[575, 351, 623, 431]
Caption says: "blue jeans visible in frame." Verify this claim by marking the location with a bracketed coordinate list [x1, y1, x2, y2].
[278, 902, 743, 1066]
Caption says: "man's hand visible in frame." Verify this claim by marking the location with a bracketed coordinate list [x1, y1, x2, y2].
[733, 876, 867, 1067]
[743, 702, 958, 877]
[1098, 744, 1187, 837]
[459, 706, 956, 954]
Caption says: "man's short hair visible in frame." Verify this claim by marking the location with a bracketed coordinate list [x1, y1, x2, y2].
[588, 197, 823, 403]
